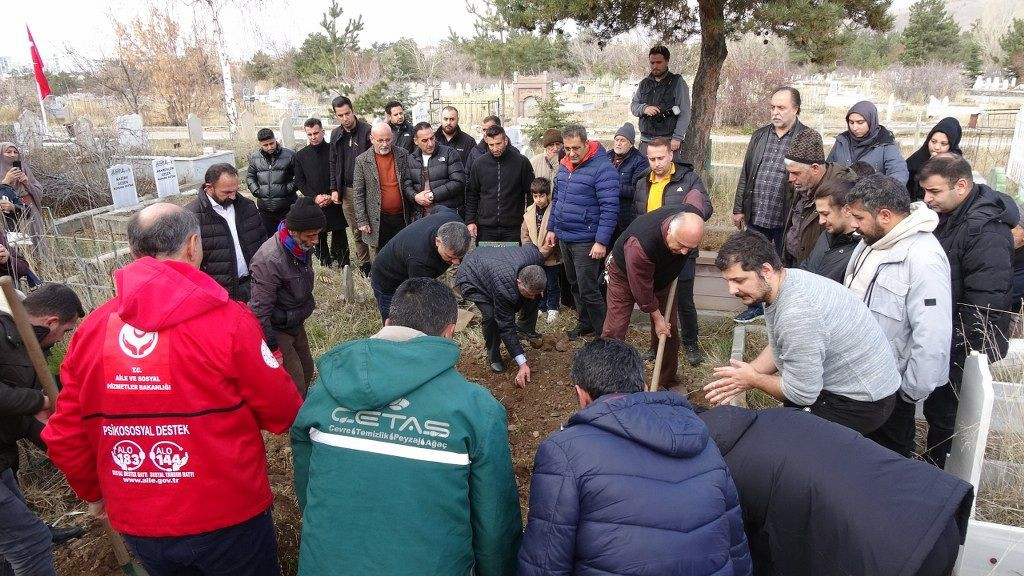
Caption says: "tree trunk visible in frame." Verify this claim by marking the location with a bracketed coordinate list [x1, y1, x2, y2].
[206, 0, 238, 133]
[682, 0, 728, 177]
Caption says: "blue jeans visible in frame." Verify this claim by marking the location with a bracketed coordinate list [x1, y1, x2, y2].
[122, 509, 280, 576]
[371, 279, 393, 324]
[0, 468, 55, 576]
[540, 265, 562, 312]
[744, 223, 785, 314]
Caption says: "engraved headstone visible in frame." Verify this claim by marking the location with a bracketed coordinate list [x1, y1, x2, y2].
[114, 114, 148, 150]
[412, 102, 430, 125]
[238, 109, 256, 140]
[15, 110, 45, 150]
[152, 157, 179, 198]
[280, 116, 295, 149]
[70, 116, 96, 151]
[107, 164, 140, 209]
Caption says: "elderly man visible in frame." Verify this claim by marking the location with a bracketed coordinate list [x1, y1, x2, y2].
[370, 207, 470, 322]
[184, 163, 266, 301]
[434, 106, 476, 166]
[545, 125, 619, 340]
[249, 197, 325, 397]
[292, 278, 521, 576]
[707, 231, 900, 435]
[603, 208, 705, 388]
[843, 174, 952, 457]
[631, 45, 691, 158]
[247, 127, 297, 236]
[43, 203, 301, 576]
[455, 245, 546, 386]
[466, 124, 534, 242]
[0, 284, 84, 576]
[296, 117, 348, 268]
[328, 95, 373, 276]
[529, 128, 562, 190]
[918, 153, 1017, 467]
[407, 121, 467, 219]
[607, 122, 647, 237]
[353, 121, 415, 254]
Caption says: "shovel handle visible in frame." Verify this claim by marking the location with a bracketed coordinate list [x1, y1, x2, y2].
[650, 278, 679, 392]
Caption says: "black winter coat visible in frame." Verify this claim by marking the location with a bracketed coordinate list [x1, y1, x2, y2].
[328, 119, 372, 191]
[732, 121, 806, 222]
[455, 245, 543, 359]
[934, 183, 1018, 379]
[465, 138, 487, 175]
[435, 126, 476, 167]
[407, 143, 467, 218]
[699, 406, 973, 576]
[295, 140, 346, 231]
[0, 315, 47, 473]
[185, 191, 267, 301]
[390, 121, 415, 153]
[466, 145, 534, 229]
[800, 230, 859, 284]
[246, 143, 297, 213]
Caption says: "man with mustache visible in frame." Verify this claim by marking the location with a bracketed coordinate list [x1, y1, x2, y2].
[185, 163, 267, 302]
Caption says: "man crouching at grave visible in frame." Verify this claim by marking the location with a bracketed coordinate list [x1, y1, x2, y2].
[291, 278, 521, 576]
[455, 244, 545, 386]
[706, 230, 900, 435]
[518, 338, 752, 576]
[249, 196, 324, 397]
[370, 206, 470, 323]
[602, 207, 705, 389]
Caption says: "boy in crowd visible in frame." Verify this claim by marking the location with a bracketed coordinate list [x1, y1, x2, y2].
[521, 177, 561, 323]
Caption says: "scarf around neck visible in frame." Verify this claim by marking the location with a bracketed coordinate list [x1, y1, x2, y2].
[278, 221, 310, 262]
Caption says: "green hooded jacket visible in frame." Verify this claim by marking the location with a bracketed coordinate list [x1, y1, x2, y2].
[291, 328, 521, 575]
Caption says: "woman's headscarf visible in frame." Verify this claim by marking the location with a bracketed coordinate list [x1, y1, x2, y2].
[906, 117, 964, 201]
[845, 101, 880, 143]
[0, 142, 47, 257]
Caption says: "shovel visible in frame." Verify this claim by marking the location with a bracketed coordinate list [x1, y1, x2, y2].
[0, 277, 149, 576]
[650, 278, 679, 392]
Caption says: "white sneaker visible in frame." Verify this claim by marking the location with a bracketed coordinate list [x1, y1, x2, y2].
[547, 310, 559, 323]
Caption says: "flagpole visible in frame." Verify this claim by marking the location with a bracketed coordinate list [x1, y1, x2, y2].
[35, 78, 48, 135]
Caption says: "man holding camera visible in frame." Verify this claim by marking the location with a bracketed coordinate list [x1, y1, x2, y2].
[630, 45, 691, 160]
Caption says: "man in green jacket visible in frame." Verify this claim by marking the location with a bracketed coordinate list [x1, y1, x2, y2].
[291, 277, 521, 576]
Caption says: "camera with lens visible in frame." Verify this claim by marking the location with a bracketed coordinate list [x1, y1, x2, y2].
[657, 105, 682, 120]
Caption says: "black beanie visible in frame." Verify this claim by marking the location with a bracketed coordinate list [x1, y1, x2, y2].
[286, 197, 326, 231]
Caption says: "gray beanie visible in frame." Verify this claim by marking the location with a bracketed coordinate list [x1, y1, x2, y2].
[614, 122, 636, 145]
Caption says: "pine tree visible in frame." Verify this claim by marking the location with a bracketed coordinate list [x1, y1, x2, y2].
[900, 0, 962, 66]
[1000, 18, 1024, 79]
[524, 95, 575, 143]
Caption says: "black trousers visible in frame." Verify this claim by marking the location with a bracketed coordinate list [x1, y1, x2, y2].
[677, 257, 698, 345]
[471, 298, 536, 363]
[315, 229, 350, 268]
[923, 376, 960, 469]
[377, 213, 406, 251]
[786, 390, 897, 436]
[259, 208, 289, 237]
[868, 394, 918, 457]
[477, 225, 521, 243]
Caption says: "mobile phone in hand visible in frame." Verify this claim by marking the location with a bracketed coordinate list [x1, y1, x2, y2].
[12, 161, 21, 169]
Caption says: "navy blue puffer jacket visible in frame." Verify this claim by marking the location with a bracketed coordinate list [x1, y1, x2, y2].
[549, 141, 621, 246]
[518, 392, 752, 576]
[608, 146, 648, 231]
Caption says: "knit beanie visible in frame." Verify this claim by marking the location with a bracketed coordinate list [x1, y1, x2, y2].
[286, 196, 326, 231]
[614, 122, 636, 145]
[542, 129, 563, 147]
[784, 128, 825, 166]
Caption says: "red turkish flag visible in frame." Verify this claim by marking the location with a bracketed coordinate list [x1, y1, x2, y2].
[27, 26, 50, 100]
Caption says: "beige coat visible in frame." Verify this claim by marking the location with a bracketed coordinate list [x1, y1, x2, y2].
[521, 203, 561, 265]
[529, 152, 558, 193]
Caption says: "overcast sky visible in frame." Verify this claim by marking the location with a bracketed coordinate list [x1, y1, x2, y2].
[2, 0, 480, 69]
[4, 0, 917, 70]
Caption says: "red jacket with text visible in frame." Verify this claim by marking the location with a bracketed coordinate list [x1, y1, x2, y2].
[42, 257, 302, 537]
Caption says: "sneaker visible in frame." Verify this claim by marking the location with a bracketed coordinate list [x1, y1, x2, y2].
[733, 307, 764, 324]
[546, 310, 559, 323]
[684, 342, 703, 366]
[567, 327, 594, 341]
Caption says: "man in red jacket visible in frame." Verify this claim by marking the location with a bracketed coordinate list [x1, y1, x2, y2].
[42, 202, 302, 576]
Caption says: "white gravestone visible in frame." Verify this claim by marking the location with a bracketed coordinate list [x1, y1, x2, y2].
[187, 113, 203, 147]
[115, 114, 148, 150]
[412, 102, 430, 124]
[238, 109, 256, 140]
[152, 157, 179, 198]
[107, 164, 140, 209]
[280, 116, 295, 149]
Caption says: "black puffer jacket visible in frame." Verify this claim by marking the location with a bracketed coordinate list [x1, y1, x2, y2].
[435, 126, 476, 167]
[455, 245, 543, 359]
[801, 230, 859, 284]
[0, 314, 47, 473]
[246, 143, 297, 213]
[248, 234, 315, 351]
[407, 143, 467, 217]
[934, 183, 1018, 377]
[465, 145, 534, 229]
[391, 121, 415, 153]
[699, 406, 973, 576]
[185, 191, 267, 301]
